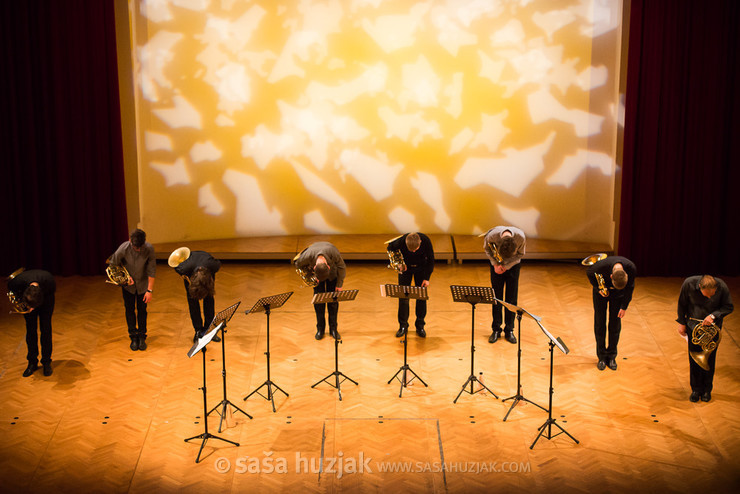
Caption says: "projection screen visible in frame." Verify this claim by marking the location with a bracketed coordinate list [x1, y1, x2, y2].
[127, 0, 624, 244]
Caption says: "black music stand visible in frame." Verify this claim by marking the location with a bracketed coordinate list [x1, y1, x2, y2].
[529, 321, 579, 449]
[496, 298, 548, 421]
[184, 322, 239, 463]
[450, 285, 499, 403]
[382, 284, 429, 397]
[206, 302, 253, 433]
[311, 289, 359, 401]
[243, 292, 293, 412]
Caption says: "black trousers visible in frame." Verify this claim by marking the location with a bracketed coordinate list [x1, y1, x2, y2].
[122, 289, 148, 339]
[688, 324, 718, 393]
[592, 289, 623, 360]
[184, 279, 215, 335]
[23, 295, 54, 364]
[490, 263, 520, 333]
[313, 278, 338, 331]
[397, 270, 427, 330]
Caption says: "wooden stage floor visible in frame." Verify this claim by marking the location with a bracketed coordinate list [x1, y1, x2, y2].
[1, 260, 739, 493]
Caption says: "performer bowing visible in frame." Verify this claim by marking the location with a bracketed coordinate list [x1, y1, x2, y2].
[676, 275, 733, 402]
[586, 255, 636, 371]
[387, 232, 434, 338]
[483, 226, 526, 344]
[169, 248, 222, 343]
[109, 229, 156, 351]
[7, 269, 56, 377]
[294, 242, 346, 340]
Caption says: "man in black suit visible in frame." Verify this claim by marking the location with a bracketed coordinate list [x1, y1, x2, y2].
[170, 248, 222, 343]
[7, 269, 56, 377]
[586, 256, 636, 371]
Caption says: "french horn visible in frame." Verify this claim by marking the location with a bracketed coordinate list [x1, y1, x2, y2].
[488, 242, 503, 264]
[168, 247, 192, 283]
[689, 317, 722, 371]
[105, 258, 133, 286]
[478, 232, 503, 263]
[7, 268, 33, 314]
[168, 247, 191, 268]
[293, 253, 318, 287]
[384, 235, 407, 272]
[582, 253, 609, 297]
[581, 253, 608, 266]
[386, 249, 406, 273]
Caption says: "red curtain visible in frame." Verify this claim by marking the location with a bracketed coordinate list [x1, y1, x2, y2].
[620, 0, 740, 276]
[0, 0, 127, 276]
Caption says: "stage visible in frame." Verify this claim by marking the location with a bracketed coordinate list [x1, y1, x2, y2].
[152, 234, 612, 262]
[1, 260, 738, 493]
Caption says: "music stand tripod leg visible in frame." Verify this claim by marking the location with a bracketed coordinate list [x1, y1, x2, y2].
[208, 324, 253, 432]
[185, 349, 240, 463]
[529, 341, 579, 448]
[243, 305, 290, 412]
[387, 327, 428, 397]
[311, 337, 357, 401]
[454, 302, 499, 403]
[502, 312, 546, 420]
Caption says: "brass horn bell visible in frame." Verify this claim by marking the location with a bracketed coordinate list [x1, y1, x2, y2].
[581, 253, 607, 266]
[168, 247, 191, 268]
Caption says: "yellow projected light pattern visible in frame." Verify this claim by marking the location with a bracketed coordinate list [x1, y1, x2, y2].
[130, 0, 623, 244]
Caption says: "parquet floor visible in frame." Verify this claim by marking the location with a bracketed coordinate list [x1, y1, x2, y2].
[1, 261, 739, 493]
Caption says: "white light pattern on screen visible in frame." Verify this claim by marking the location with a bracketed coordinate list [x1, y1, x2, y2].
[410, 172, 451, 231]
[190, 141, 222, 163]
[145, 131, 172, 151]
[290, 161, 350, 215]
[388, 207, 420, 233]
[198, 183, 224, 216]
[455, 133, 556, 196]
[131, 0, 622, 243]
[304, 209, 342, 233]
[223, 169, 284, 235]
[338, 149, 402, 201]
[498, 205, 540, 236]
[547, 150, 613, 187]
[150, 157, 190, 186]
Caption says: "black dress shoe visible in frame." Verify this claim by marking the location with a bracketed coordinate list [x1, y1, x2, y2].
[395, 327, 407, 338]
[689, 391, 700, 402]
[701, 392, 711, 402]
[138, 337, 147, 351]
[315, 329, 325, 340]
[607, 359, 618, 371]
[504, 332, 517, 344]
[130, 338, 139, 351]
[488, 332, 500, 343]
[329, 328, 341, 340]
[416, 327, 426, 338]
[22, 363, 38, 377]
[597, 360, 606, 371]
[43, 362, 53, 376]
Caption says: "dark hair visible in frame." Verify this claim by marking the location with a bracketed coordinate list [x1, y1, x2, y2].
[24, 285, 44, 309]
[499, 237, 517, 259]
[405, 233, 421, 251]
[315, 263, 330, 282]
[130, 229, 147, 248]
[612, 269, 628, 290]
[188, 267, 215, 300]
